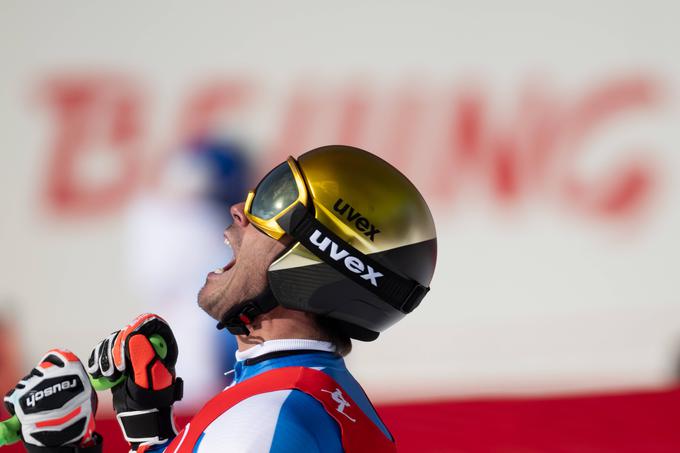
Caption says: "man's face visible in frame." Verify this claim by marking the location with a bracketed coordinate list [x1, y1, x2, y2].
[197, 202, 288, 320]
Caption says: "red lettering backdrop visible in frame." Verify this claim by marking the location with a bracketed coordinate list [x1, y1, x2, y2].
[38, 73, 662, 222]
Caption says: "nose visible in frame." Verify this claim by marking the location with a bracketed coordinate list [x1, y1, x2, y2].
[230, 202, 249, 228]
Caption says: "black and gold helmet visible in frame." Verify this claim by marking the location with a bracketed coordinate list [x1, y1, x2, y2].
[221, 145, 437, 341]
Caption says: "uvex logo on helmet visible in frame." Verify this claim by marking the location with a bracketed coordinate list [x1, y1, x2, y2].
[333, 199, 381, 241]
[309, 230, 383, 286]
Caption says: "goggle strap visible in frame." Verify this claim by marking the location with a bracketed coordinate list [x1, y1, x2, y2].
[277, 203, 429, 314]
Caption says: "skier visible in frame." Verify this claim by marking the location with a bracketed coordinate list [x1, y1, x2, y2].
[3, 145, 437, 452]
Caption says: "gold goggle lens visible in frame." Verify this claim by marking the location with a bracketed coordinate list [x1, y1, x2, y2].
[244, 157, 308, 239]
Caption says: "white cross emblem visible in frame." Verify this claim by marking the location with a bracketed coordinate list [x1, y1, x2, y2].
[321, 388, 356, 422]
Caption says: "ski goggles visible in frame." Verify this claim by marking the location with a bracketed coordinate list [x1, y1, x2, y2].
[244, 157, 309, 240]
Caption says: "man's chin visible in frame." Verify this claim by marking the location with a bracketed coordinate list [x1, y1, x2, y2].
[197, 285, 222, 320]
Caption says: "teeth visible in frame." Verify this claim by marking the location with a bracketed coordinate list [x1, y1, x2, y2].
[214, 268, 224, 274]
[224, 238, 230, 246]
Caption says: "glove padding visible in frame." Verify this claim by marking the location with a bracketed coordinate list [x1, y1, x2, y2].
[3, 349, 100, 451]
[87, 314, 182, 450]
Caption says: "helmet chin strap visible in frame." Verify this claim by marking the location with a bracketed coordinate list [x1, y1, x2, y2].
[215, 288, 279, 336]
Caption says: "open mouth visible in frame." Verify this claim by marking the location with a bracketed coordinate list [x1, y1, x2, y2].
[212, 258, 236, 275]
[210, 236, 236, 276]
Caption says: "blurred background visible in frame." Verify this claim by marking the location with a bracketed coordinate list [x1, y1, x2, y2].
[1, 1, 680, 451]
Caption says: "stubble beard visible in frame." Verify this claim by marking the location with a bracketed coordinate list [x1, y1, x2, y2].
[197, 258, 269, 320]
[197, 222, 289, 321]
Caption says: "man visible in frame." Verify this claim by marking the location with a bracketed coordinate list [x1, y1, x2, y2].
[2, 145, 437, 452]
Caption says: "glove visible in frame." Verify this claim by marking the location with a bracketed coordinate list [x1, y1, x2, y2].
[87, 313, 182, 451]
[3, 349, 101, 452]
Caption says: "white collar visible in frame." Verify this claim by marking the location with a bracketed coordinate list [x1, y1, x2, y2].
[235, 339, 335, 362]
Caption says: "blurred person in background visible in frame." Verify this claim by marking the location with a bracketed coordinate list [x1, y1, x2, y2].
[125, 135, 251, 409]
[3, 145, 436, 452]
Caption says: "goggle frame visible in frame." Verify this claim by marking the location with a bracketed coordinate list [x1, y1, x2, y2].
[244, 156, 309, 240]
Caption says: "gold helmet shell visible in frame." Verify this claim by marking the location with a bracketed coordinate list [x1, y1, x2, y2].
[267, 145, 437, 340]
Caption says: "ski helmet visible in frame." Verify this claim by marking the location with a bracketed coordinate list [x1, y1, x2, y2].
[221, 145, 437, 341]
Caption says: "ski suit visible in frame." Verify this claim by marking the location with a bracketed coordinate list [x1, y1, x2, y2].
[147, 339, 394, 452]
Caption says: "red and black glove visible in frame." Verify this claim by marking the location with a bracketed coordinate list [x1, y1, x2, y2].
[87, 314, 182, 451]
[3, 349, 101, 452]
